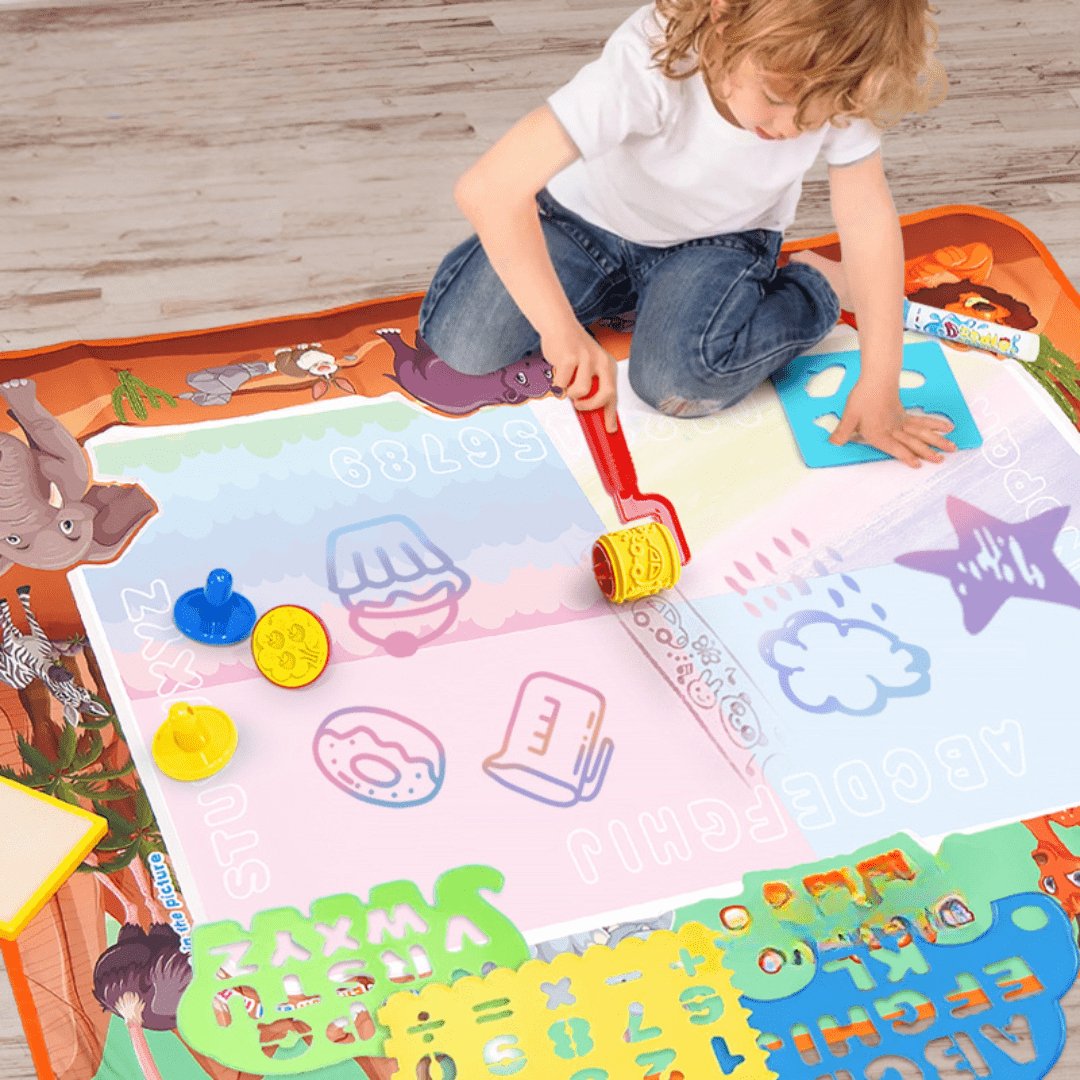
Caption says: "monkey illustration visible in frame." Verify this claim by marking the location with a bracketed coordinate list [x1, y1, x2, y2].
[0, 379, 154, 575]
[179, 344, 357, 406]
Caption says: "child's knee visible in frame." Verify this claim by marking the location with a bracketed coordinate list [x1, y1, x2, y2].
[628, 362, 746, 419]
[420, 326, 510, 376]
[415, 303, 504, 376]
[418, 268, 539, 377]
[654, 394, 726, 418]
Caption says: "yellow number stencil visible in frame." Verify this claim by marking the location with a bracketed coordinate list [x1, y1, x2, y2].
[381, 922, 774, 1079]
[251, 605, 331, 689]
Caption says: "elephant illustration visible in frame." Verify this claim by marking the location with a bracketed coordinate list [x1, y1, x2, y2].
[0, 378, 155, 574]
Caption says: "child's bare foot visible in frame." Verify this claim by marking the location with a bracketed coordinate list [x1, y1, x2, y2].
[791, 250, 853, 311]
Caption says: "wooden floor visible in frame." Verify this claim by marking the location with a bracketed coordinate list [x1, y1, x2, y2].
[1, 0, 1078, 1075]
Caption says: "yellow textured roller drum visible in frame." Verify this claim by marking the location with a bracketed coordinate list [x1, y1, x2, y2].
[592, 521, 681, 603]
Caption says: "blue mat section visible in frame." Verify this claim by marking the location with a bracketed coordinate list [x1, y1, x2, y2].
[773, 340, 982, 467]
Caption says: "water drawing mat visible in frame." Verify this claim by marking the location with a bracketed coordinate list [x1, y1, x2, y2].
[70, 325, 1080, 947]
[4, 205, 1080, 1080]
[69, 397, 814, 940]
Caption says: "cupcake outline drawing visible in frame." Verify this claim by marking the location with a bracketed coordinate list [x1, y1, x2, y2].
[326, 515, 472, 658]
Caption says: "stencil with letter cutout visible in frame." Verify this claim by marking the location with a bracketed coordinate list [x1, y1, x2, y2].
[175, 865, 528, 1074]
[747, 892, 1077, 1077]
[679, 833, 969, 1005]
[380, 921, 774, 1079]
[773, 341, 982, 467]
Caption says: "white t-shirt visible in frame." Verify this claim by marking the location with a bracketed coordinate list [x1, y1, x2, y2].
[546, 4, 882, 246]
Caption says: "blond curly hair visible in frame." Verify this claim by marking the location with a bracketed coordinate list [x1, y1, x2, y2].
[652, 0, 946, 130]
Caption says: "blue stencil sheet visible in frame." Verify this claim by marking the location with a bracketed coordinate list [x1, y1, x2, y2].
[773, 340, 983, 467]
[747, 892, 1077, 1078]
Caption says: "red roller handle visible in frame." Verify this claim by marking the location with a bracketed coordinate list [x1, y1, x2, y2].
[574, 389, 691, 566]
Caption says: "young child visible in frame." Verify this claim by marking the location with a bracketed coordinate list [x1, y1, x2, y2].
[419, 0, 954, 468]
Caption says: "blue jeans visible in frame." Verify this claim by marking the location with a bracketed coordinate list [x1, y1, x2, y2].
[418, 189, 839, 417]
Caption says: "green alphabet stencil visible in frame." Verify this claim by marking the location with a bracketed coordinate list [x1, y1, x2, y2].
[176, 864, 528, 1073]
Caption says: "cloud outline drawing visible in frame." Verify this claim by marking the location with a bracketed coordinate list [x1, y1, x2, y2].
[759, 609, 931, 716]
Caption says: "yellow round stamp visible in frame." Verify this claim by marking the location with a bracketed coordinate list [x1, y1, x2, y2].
[251, 605, 331, 689]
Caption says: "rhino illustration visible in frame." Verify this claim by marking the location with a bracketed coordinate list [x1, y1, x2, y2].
[0, 378, 155, 574]
[379, 328, 555, 415]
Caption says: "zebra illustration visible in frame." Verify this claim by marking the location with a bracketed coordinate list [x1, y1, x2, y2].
[0, 585, 109, 726]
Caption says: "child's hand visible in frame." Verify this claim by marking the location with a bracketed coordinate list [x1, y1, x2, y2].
[831, 379, 956, 468]
[541, 326, 619, 432]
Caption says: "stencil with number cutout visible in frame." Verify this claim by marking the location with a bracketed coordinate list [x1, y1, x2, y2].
[380, 921, 774, 1079]
[175, 865, 528, 1074]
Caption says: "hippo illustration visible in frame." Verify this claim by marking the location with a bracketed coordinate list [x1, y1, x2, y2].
[0, 378, 155, 575]
[378, 328, 555, 415]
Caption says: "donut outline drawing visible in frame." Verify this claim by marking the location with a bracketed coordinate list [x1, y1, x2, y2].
[313, 706, 446, 808]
